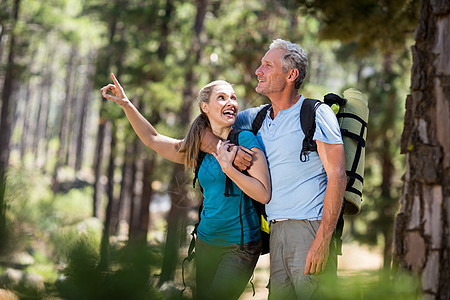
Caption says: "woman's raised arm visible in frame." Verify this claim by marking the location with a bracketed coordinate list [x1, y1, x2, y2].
[101, 73, 185, 164]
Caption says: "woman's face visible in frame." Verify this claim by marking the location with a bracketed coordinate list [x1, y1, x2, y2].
[201, 83, 238, 128]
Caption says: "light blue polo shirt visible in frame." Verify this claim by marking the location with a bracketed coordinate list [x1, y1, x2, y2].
[234, 96, 343, 222]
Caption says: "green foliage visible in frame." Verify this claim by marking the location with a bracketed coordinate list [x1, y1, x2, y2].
[57, 241, 163, 300]
[299, 0, 420, 55]
[317, 269, 421, 299]
[2, 167, 52, 254]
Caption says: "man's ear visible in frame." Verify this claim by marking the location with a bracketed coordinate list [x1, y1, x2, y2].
[287, 68, 299, 83]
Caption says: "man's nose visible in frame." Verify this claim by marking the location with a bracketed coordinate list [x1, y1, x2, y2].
[255, 66, 263, 76]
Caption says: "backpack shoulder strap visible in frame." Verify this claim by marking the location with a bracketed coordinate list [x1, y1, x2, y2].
[227, 128, 242, 145]
[251, 104, 271, 134]
[224, 128, 242, 197]
[300, 98, 323, 162]
[193, 151, 207, 190]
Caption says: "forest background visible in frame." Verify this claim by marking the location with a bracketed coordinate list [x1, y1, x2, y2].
[0, 0, 437, 299]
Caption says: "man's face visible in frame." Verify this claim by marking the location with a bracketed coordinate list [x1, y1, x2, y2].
[255, 48, 289, 96]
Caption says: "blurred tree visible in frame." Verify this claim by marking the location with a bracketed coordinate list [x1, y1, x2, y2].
[74, 52, 96, 172]
[91, 1, 123, 219]
[0, 0, 21, 254]
[52, 46, 79, 192]
[159, 0, 210, 286]
[394, 0, 450, 298]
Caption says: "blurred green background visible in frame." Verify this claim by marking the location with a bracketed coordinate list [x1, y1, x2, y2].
[0, 0, 422, 299]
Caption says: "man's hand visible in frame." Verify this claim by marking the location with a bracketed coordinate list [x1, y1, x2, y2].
[233, 146, 254, 171]
[199, 127, 254, 171]
[304, 234, 330, 275]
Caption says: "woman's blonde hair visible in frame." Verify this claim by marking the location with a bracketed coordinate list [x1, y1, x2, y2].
[179, 80, 232, 169]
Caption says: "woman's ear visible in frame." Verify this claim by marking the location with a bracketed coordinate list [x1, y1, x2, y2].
[201, 102, 209, 114]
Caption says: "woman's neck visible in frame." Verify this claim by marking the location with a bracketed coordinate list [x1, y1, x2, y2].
[211, 125, 232, 140]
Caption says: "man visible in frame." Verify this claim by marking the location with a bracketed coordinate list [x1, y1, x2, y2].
[204, 39, 346, 299]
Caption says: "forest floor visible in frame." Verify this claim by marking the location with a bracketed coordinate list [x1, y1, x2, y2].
[239, 242, 383, 300]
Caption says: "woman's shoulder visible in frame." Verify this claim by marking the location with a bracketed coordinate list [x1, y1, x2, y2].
[237, 130, 263, 150]
[237, 129, 256, 140]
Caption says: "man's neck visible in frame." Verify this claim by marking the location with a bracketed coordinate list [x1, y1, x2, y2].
[269, 89, 301, 119]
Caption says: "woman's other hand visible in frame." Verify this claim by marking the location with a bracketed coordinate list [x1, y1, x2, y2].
[213, 140, 238, 172]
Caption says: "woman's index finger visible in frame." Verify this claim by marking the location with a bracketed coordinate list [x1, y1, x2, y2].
[110, 73, 123, 90]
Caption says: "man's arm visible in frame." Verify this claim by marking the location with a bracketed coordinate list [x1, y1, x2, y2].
[304, 141, 346, 275]
[200, 127, 254, 171]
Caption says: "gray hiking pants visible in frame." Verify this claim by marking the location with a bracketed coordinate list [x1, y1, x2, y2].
[268, 219, 337, 300]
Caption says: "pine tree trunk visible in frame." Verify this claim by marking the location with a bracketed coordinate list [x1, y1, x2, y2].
[32, 54, 52, 165]
[0, 0, 21, 251]
[159, 164, 191, 284]
[92, 15, 118, 217]
[42, 60, 54, 172]
[378, 53, 397, 270]
[128, 131, 142, 240]
[114, 135, 136, 234]
[394, 1, 450, 299]
[66, 58, 81, 170]
[75, 53, 95, 172]
[51, 46, 77, 192]
[99, 122, 117, 270]
[159, 0, 208, 285]
[129, 156, 154, 244]
[19, 74, 33, 160]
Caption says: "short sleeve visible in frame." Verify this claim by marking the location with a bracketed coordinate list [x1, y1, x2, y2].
[238, 130, 264, 152]
[234, 106, 265, 131]
[313, 104, 343, 145]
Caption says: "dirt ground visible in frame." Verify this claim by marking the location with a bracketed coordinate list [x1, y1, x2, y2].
[239, 242, 383, 300]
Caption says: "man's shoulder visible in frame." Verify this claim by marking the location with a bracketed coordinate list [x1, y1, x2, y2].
[235, 104, 269, 130]
[239, 104, 269, 116]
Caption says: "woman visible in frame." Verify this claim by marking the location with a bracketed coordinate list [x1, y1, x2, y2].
[101, 74, 271, 300]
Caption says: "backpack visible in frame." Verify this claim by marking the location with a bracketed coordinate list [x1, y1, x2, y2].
[251, 88, 369, 253]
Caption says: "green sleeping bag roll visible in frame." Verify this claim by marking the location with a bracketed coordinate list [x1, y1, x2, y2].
[338, 88, 369, 215]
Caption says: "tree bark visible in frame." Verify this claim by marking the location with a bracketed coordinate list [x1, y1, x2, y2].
[394, 1, 450, 299]
[0, 0, 21, 251]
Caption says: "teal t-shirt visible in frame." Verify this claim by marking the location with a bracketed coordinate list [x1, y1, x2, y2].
[197, 130, 263, 246]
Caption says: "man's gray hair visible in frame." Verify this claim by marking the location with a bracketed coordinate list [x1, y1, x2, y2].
[269, 39, 308, 89]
